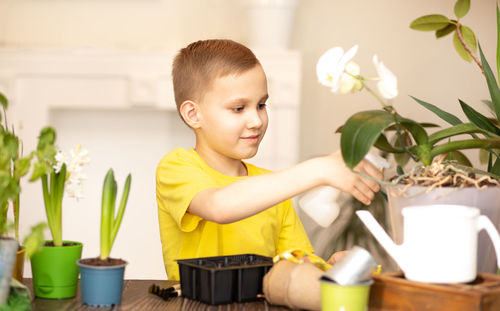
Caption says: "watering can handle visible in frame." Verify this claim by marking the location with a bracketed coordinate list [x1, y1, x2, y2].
[478, 215, 500, 270]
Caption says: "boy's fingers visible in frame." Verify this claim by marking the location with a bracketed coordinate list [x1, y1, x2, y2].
[359, 168, 381, 193]
[355, 182, 375, 201]
[351, 187, 372, 205]
[361, 160, 384, 180]
[327, 250, 349, 265]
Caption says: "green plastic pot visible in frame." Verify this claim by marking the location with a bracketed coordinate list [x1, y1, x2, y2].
[30, 241, 83, 299]
[320, 279, 373, 311]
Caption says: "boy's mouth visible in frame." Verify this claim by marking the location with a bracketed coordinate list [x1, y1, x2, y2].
[241, 135, 260, 142]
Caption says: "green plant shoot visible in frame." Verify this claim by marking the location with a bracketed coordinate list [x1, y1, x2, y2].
[100, 169, 131, 260]
[41, 163, 66, 247]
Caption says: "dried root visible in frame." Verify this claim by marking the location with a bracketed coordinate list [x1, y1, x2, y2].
[394, 154, 500, 196]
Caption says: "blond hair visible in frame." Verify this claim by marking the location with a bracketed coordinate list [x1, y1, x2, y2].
[172, 39, 260, 115]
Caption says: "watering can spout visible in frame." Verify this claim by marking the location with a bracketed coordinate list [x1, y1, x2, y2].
[356, 210, 405, 269]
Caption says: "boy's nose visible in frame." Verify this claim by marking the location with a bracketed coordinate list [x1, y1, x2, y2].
[247, 111, 263, 128]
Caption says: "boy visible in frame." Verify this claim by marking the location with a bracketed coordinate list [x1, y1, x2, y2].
[156, 39, 382, 280]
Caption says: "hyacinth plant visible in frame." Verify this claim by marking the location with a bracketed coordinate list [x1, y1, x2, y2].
[100, 169, 131, 260]
[318, 0, 500, 189]
[31, 139, 90, 247]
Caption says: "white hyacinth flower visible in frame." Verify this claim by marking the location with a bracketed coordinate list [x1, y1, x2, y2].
[54, 145, 90, 200]
[53, 150, 67, 173]
[373, 54, 398, 99]
[316, 45, 360, 94]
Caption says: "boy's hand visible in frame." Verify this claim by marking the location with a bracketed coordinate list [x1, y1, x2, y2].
[320, 150, 383, 205]
[327, 250, 348, 265]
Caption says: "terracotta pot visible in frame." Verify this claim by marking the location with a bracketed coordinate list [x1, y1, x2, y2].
[12, 247, 25, 282]
[387, 185, 500, 273]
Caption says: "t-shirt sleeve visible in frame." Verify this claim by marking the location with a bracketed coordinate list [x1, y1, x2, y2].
[156, 150, 217, 232]
[276, 199, 314, 254]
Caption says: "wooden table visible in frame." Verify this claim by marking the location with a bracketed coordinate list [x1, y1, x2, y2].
[24, 279, 292, 311]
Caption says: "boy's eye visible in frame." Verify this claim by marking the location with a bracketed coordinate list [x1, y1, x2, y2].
[231, 106, 244, 112]
[258, 103, 267, 110]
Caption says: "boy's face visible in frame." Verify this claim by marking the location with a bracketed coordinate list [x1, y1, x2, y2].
[196, 64, 269, 161]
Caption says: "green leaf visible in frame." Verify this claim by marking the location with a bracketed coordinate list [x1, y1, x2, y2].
[436, 23, 456, 39]
[341, 110, 398, 168]
[110, 173, 131, 249]
[22, 222, 47, 259]
[453, 25, 477, 62]
[399, 119, 429, 146]
[374, 134, 405, 153]
[480, 148, 500, 164]
[341, 110, 428, 168]
[3, 132, 19, 160]
[492, 156, 500, 175]
[454, 0, 470, 18]
[29, 162, 49, 181]
[483, 99, 495, 116]
[430, 138, 500, 159]
[479, 43, 500, 121]
[385, 122, 439, 131]
[37, 127, 56, 150]
[447, 150, 473, 167]
[0, 92, 7, 110]
[101, 169, 117, 259]
[411, 95, 462, 125]
[429, 123, 496, 144]
[410, 14, 450, 31]
[459, 99, 500, 136]
[14, 157, 31, 180]
[393, 132, 411, 167]
[497, 4, 500, 79]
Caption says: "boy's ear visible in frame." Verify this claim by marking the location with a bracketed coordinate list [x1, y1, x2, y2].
[179, 100, 201, 129]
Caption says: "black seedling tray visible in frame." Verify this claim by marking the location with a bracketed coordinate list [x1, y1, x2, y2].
[176, 254, 273, 305]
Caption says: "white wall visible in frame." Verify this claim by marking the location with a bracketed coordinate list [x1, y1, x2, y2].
[0, 0, 497, 279]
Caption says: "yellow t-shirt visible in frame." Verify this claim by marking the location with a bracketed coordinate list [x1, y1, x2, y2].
[156, 147, 314, 280]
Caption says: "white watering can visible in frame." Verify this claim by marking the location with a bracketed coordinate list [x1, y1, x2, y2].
[356, 205, 500, 283]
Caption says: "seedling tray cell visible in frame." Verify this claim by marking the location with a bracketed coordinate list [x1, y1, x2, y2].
[176, 254, 273, 305]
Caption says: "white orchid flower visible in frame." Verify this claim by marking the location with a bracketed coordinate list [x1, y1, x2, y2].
[316, 45, 360, 94]
[338, 61, 363, 94]
[373, 55, 398, 99]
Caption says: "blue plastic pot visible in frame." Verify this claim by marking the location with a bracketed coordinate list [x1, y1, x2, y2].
[77, 259, 127, 306]
[0, 239, 19, 304]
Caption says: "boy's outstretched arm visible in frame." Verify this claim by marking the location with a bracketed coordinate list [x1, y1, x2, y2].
[189, 150, 383, 224]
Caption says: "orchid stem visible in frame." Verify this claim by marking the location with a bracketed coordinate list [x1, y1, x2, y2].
[455, 20, 484, 75]
[363, 84, 388, 108]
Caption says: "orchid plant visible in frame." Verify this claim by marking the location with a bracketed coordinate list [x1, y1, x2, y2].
[32, 139, 90, 247]
[409, 0, 500, 176]
[318, 11, 500, 187]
